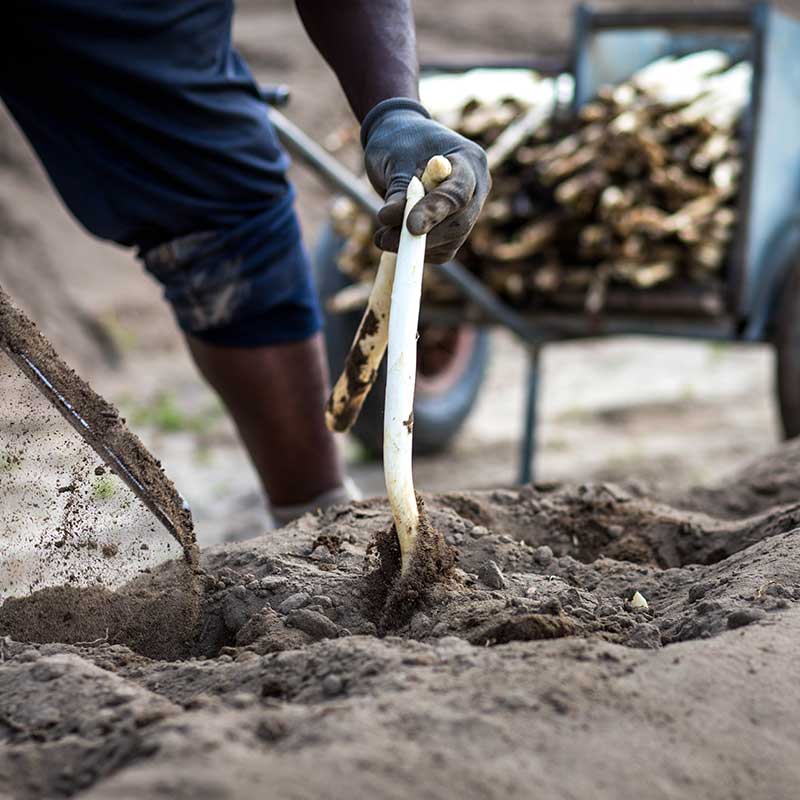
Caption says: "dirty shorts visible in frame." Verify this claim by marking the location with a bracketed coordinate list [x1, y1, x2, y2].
[142, 191, 321, 347]
[0, 0, 322, 347]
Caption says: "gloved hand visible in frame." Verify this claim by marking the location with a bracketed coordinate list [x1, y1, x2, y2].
[361, 98, 491, 264]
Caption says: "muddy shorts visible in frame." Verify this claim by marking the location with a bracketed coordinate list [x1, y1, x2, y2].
[0, 0, 322, 347]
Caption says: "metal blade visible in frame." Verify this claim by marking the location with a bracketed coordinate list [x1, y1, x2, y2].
[0, 286, 196, 566]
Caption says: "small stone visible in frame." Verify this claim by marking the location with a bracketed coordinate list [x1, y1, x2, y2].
[233, 585, 248, 598]
[322, 674, 344, 696]
[606, 525, 624, 540]
[259, 576, 289, 592]
[311, 595, 334, 608]
[478, 560, 505, 589]
[431, 622, 449, 637]
[727, 608, 766, 629]
[499, 534, 514, 544]
[539, 597, 562, 615]
[626, 622, 662, 649]
[533, 545, 553, 565]
[235, 651, 259, 663]
[310, 545, 334, 563]
[525, 586, 538, 598]
[217, 654, 233, 663]
[630, 591, 649, 610]
[688, 582, 710, 602]
[696, 599, 723, 615]
[471, 525, 489, 538]
[286, 609, 340, 640]
[222, 592, 261, 632]
[278, 592, 311, 614]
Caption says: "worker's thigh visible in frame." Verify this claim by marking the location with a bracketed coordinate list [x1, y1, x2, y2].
[0, 0, 321, 347]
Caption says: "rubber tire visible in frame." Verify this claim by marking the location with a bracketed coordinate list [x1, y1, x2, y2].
[776, 257, 800, 439]
[314, 222, 490, 456]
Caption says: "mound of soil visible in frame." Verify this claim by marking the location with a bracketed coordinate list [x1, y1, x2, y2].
[2, 440, 800, 799]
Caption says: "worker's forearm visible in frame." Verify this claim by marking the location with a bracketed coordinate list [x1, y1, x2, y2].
[294, 0, 419, 121]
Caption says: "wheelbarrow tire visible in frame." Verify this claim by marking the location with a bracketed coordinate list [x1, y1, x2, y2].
[776, 258, 800, 439]
[314, 222, 489, 457]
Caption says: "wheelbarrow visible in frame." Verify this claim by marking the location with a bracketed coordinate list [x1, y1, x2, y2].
[264, 1, 800, 484]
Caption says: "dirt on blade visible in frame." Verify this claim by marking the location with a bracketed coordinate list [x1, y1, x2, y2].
[0, 286, 197, 566]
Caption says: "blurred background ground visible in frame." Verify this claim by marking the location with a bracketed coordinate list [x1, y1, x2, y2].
[0, 1, 791, 546]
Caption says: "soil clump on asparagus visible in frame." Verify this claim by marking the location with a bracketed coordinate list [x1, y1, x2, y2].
[367, 494, 457, 632]
[3, 440, 800, 798]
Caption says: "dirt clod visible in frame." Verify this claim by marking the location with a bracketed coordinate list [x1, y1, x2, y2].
[478, 559, 506, 589]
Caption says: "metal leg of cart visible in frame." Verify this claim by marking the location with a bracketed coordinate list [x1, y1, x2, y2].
[518, 344, 542, 485]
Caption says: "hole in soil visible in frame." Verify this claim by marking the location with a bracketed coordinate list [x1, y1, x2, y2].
[0, 560, 208, 661]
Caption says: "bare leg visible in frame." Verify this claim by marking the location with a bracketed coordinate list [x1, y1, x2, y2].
[186, 332, 345, 508]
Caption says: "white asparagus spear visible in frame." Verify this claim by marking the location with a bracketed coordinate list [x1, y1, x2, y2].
[325, 157, 452, 433]
[384, 156, 452, 573]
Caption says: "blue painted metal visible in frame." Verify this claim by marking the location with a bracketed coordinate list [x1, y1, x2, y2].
[519, 346, 541, 485]
[743, 214, 800, 340]
[738, 6, 800, 330]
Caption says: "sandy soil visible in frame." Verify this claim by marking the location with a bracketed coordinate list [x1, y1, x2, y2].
[3, 439, 800, 799]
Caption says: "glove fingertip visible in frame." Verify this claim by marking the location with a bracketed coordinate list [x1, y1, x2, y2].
[377, 201, 405, 227]
[406, 204, 438, 236]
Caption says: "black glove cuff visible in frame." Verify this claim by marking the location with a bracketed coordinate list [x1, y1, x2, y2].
[360, 98, 431, 149]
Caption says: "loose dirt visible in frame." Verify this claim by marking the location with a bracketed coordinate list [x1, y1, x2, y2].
[2, 439, 800, 799]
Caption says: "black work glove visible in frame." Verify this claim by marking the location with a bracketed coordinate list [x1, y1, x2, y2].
[361, 98, 491, 264]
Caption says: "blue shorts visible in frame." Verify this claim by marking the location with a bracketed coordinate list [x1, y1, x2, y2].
[0, 0, 322, 347]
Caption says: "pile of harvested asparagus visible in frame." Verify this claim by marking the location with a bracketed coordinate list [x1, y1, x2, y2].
[331, 53, 751, 314]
